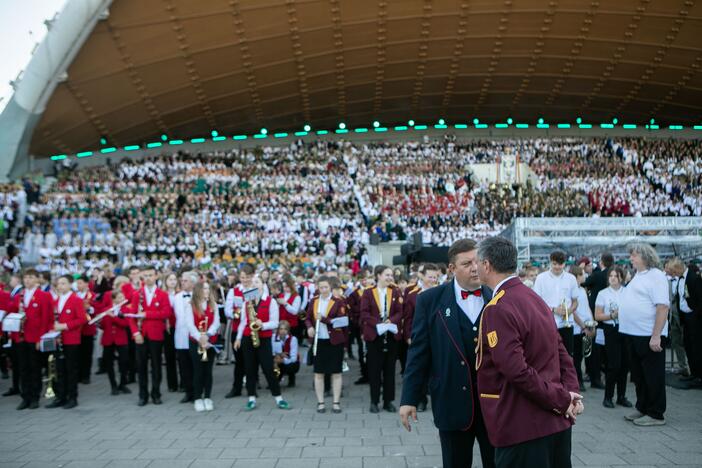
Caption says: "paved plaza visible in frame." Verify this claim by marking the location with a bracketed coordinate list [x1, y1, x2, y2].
[0, 353, 701, 468]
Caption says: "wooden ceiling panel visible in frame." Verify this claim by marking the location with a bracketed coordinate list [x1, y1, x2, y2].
[299, 28, 336, 56]
[74, 72, 142, 114]
[66, 26, 124, 82]
[296, 0, 332, 29]
[239, 5, 289, 40]
[203, 73, 249, 99]
[119, 23, 181, 65]
[136, 58, 193, 96]
[179, 15, 237, 51]
[191, 46, 243, 79]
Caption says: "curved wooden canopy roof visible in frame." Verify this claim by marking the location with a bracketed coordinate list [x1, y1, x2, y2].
[29, 0, 702, 157]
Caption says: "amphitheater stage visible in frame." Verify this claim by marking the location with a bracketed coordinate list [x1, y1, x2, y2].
[0, 354, 700, 468]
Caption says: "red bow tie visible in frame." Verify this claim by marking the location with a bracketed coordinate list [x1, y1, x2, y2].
[461, 289, 481, 300]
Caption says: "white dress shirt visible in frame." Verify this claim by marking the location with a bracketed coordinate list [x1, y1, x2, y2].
[377, 287, 388, 320]
[23, 288, 37, 308]
[173, 291, 193, 350]
[185, 301, 221, 341]
[619, 268, 669, 337]
[58, 292, 72, 314]
[144, 285, 156, 305]
[236, 294, 279, 341]
[272, 333, 299, 365]
[282, 293, 302, 315]
[533, 270, 579, 328]
[595, 286, 625, 325]
[573, 287, 594, 334]
[453, 278, 484, 324]
[315, 295, 332, 340]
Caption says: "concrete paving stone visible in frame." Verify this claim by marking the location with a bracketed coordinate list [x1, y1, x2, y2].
[363, 456, 408, 468]
[100, 448, 144, 460]
[382, 445, 426, 457]
[247, 437, 287, 448]
[179, 448, 224, 459]
[300, 446, 343, 458]
[104, 461, 151, 468]
[17, 450, 66, 462]
[56, 449, 106, 460]
[324, 436, 363, 446]
[131, 439, 177, 449]
[421, 445, 442, 456]
[231, 459, 277, 468]
[187, 461, 234, 468]
[285, 437, 325, 447]
[405, 456, 442, 468]
[137, 448, 184, 459]
[659, 451, 702, 465]
[219, 447, 264, 459]
[344, 446, 383, 457]
[575, 453, 628, 465]
[208, 438, 250, 448]
[308, 428, 346, 437]
[319, 457, 364, 468]
[258, 447, 303, 459]
[146, 460, 194, 468]
[63, 461, 110, 468]
[274, 458, 320, 468]
[0, 463, 27, 468]
[361, 436, 403, 446]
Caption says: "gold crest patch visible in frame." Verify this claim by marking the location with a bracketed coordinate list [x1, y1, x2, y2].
[487, 331, 498, 348]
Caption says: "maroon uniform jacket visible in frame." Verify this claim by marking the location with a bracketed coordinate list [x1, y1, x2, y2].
[304, 296, 348, 346]
[346, 287, 364, 328]
[359, 286, 404, 342]
[55, 293, 88, 346]
[127, 287, 171, 341]
[476, 277, 579, 447]
[11, 288, 53, 344]
[402, 285, 421, 340]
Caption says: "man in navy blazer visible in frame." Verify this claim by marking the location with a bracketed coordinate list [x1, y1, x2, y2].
[400, 239, 496, 468]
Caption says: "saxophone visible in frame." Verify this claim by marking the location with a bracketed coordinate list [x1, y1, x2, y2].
[197, 314, 209, 362]
[247, 299, 261, 348]
[45, 354, 56, 399]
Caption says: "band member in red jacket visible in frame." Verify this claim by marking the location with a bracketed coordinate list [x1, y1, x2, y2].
[360, 265, 404, 413]
[476, 237, 581, 467]
[46, 275, 88, 409]
[99, 288, 131, 396]
[76, 275, 96, 384]
[305, 275, 348, 414]
[13, 269, 53, 410]
[126, 265, 171, 406]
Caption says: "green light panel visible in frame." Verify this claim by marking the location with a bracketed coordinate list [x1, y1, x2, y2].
[76, 151, 93, 158]
[190, 138, 206, 144]
[146, 142, 163, 148]
[233, 135, 247, 140]
[413, 125, 428, 130]
[100, 147, 117, 154]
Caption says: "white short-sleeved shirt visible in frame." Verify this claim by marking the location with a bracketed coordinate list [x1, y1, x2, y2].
[619, 268, 669, 337]
[533, 270, 579, 328]
[595, 286, 626, 326]
[573, 287, 593, 334]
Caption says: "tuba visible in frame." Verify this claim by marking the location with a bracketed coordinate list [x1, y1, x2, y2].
[197, 314, 209, 362]
[582, 320, 598, 358]
[247, 299, 261, 348]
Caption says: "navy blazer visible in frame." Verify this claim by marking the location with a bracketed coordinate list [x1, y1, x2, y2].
[400, 281, 492, 431]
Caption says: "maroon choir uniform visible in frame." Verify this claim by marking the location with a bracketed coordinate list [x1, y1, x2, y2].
[476, 277, 579, 467]
[99, 293, 131, 392]
[360, 286, 404, 408]
[305, 296, 349, 346]
[52, 293, 88, 406]
[13, 288, 53, 407]
[127, 287, 171, 404]
[77, 289, 97, 383]
[398, 285, 421, 374]
[346, 287, 368, 381]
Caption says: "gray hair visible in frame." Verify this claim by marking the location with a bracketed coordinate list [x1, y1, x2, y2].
[627, 243, 660, 269]
[477, 237, 518, 274]
[181, 270, 199, 283]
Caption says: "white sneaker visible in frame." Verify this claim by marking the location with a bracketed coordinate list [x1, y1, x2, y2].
[194, 399, 205, 412]
[624, 410, 645, 422]
[633, 415, 665, 426]
[204, 398, 214, 411]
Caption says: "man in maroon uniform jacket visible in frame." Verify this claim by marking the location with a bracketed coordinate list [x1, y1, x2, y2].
[475, 236, 583, 468]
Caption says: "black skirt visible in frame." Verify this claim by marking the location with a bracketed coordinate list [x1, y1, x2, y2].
[313, 339, 344, 374]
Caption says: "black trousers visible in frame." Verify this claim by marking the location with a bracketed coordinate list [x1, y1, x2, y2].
[17, 342, 42, 403]
[585, 343, 604, 385]
[398, 340, 408, 374]
[177, 349, 193, 399]
[572, 333, 584, 385]
[6, 344, 20, 391]
[242, 336, 280, 397]
[55, 345, 80, 402]
[79, 335, 94, 381]
[188, 342, 214, 399]
[602, 324, 628, 400]
[279, 361, 299, 385]
[0, 337, 8, 375]
[626, 334, 666, 420]
[558, 327, 574, 356]
[366, 335, 398, 405]
[163, 330, 178, 391]
[103, 344, 129, 389]
[127, 336, 136, 381]
[231, 343, 245, 393]
[350, 325, 367, 378]
[439, 408, 495, 468]
[136, 339, 163, 400]
[679, 310, 702, 378]
[495, 428, 572, 468]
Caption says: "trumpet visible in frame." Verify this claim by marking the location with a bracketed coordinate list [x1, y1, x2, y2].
[247, 300, 261, 348]
[562, 299, 572, 328]
[197, 315, 209, 362]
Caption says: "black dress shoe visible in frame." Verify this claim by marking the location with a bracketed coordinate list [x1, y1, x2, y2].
[119, 386, 132, 394]
[616, 397, 633, 408]
[137, 398, 147, 407]
[16, 400, 30, 410]
[111, 388, 120, 396]
[225, 388, 241, 399]
[602, 398, 615, 408]
[168, 387, 177, 393]
[2, 388, 19, 397]
[369, 403, 380, 413]
[354, 377, 369, 385]
[417, 401, 427, 412]
[28, 401, 39, 409]
[1, 372, 8, 379]
[95, 369, 107, 375]
[579, 383, 587, 392]
[152, 396, 162, 405]
[287, 382, 296, 388]
[180, 395, 193, 404]
[45, 399, 66, 409]
[383, 403, 397, 413]
[80, 378, 90, 385]
[63, 399, 77, 409]
[591, 381, 605, 390]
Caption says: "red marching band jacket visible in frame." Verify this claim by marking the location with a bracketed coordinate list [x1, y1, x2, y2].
[359, 286, 404, 342]
[10, 289, 53, 344]
[126, 287, 172, 341]
[304, 296, 348, 346]
[54, 293, 88, 346]
[99, 292, 130, 347]
[78, 289, 97, 337]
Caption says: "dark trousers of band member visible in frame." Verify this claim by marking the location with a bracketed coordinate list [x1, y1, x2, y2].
[350, 326, 368, 378]
[242, 336, 281, 397]
[439, 397, 495, 468]
[16, 341, 42, 403]
[495, 427, 572, 468]
[572, 333, 585, 384]
[6, 345, 21, 392]
[557, 327, 574, 356]
[279, 362, 299, 386]
[103, 345, 129, 389]
[230, 344, 245, 393]
[601, 324, 629, 400]
[136, 339, 163, 400]
[585, 342, 604, 385]
[679, 310, 702, 378]
[625, 334, 666, 420]
[163, 331, 179, 391]
[55, 345, 80, 402]
[366, 335, 398, 405]
[188, 342, 215, 399]
[127, 336, 136, 381]
[398, 340, 408, 374]
[79, 335, 94, 382]
[177, 349, 193, 399]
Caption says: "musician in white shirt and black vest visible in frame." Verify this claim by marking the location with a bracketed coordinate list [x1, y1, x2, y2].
[173, 271, 198, 403]
[272, 320, 299, 387]
[533, 251, 579, 355]
[234, 275, 291, 411]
